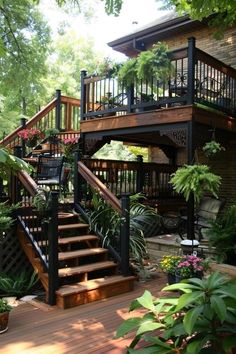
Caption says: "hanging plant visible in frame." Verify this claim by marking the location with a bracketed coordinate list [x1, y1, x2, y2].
[169, 164, 221, 203]
[117, 42, 173, 88]
[202, 140, 225, 157]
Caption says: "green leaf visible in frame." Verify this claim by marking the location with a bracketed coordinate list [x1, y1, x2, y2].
[115, 317, 141, 338]
[183, 306, 204, 334]
[175, 291, 203, 311]
[210, 295, 227, 321]
[128, 346, 172, 354]
[136, 290, 156, 312]
[136, 322, 164, 336]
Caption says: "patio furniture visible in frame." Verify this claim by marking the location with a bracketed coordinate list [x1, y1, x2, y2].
[178, 196, 225, 240]
[36, 155, 65, 190]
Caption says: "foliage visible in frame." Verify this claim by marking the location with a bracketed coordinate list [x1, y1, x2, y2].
[175, 254, 207, 278]
[159, 255, 183, 275]
[118, 42, 172, 88]
[97, 57, 122, 78]
[202, 140, 225, 158]
[136, 42, 173, 82]
[44, 128, 60, 139]
[115, 272, 236, 354]
[164, 0, 236, 38]
[0, 299, 12, 313]
[60, 136, 80, 162]
[89, 193, 158, 262]
[0, 1, 51, 124]
[205, 204, 236, 264]
[0, 147, 32, 181]
[0, 202, 19, 234]
[170, 164, 221, 203]
[33, 189, 52, 214]
[0, 272, 38, 298]
[94, 141, 136, 160]
[117, 58, 138, 89]
[159, 254, 208, 277]
[17, 129, 44, 141]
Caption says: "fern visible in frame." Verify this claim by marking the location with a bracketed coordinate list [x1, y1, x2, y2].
[170, 164, 221, 203]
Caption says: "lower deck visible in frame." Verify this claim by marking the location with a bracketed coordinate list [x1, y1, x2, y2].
[0, 274, 166, 354]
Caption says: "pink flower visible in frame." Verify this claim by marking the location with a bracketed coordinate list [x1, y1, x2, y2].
[17, 128, 44, 140]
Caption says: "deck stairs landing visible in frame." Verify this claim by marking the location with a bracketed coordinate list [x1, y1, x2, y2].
[18, 211, 136, 309]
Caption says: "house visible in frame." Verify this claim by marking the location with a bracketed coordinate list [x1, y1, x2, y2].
[1, 12, 236, 308]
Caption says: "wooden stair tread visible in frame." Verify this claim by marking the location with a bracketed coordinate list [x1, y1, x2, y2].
[59, 235, 98, 244]
[58, 248, 107, 260]
[58, 261, 117, 277]
[58, 223, 89, 231]
[38, 235, 98, 246]
[30, 223, 89, 233]
[56, 275, 136, 296]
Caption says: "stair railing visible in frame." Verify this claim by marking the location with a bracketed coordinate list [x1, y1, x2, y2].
[13, 149, 59, 305]
[0, 90, 81, 151]
[73, 152, 130, 276]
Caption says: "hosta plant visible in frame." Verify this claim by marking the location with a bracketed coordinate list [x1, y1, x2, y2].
[115, 272, 236, 354]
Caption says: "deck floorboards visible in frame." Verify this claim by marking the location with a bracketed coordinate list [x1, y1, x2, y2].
[0, 272, 167, 354]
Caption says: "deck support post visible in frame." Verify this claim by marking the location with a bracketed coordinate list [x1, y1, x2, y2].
[136, 155, 144, 193]
[48, 191, 59, 306]
[80, 70, 87, 121]
[127, 84, 135, 113]
[187, 121, 195, 242]
[120, 194, 130, 276]
[55, 89, 61, 130]
[187, 37, 196, 105]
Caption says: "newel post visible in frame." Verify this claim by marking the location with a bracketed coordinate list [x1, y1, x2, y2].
[55, 89, 61, 130]
[120, 194, 130, 276]
[12, 146, 23, 204]
[80, 70, 87, 121]
[74, 151, 83, 205]
[187, 37, 196, 105]
[48, 191, 59, 306]
[187, 121, 195, 241]
[20, 117, 27, 157]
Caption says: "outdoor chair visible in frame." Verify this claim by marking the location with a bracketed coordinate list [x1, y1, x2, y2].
[36, 155, 65, 191]
[177, 196, 225, 240]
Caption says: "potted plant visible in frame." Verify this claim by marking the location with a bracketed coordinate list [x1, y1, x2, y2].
[202, 140, 225, 158]
[17, 128, 44, 148]
[170, 164, 221, 204]
[0, 299, 12, 334]
[118, 42, 173, 88]
[115, 272, 236, 353]
[205, 204, 236, 265]
[159, 255, 183, 284]
[43, 128, 60, 145]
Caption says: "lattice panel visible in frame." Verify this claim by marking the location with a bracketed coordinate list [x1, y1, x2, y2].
[0, 228, 32, 276]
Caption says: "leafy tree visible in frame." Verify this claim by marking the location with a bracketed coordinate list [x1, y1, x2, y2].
[0, 1, 51, 135]
[164, 0, 236, 37]
[43, 29, 103, 98]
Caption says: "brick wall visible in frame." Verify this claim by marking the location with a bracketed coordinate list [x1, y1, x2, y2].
[162, 25, 236, 69]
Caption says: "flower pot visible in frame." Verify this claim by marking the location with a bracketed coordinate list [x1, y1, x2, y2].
[0, 312, 9, 334]
[167, 273, 176, 285]
[26, 136, 38, 148]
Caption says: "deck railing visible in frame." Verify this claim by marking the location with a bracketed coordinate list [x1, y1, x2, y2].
[1, 90, 81, 150]
[81, 37, 236, 120]
[82, 157, 179, 201]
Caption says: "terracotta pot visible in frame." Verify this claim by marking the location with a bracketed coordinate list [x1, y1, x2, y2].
[0, 312, 10, 334]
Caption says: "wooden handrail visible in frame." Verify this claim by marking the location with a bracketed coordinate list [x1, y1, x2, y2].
[17, 170, 38, 197]
[78, 161, 122, 213]
[1, 99, 57, 146]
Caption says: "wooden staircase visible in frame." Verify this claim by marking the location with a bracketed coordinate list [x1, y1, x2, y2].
[18, 210, 136, 309]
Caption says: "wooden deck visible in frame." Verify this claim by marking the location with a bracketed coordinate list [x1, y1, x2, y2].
[0, 273, 167, 354]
